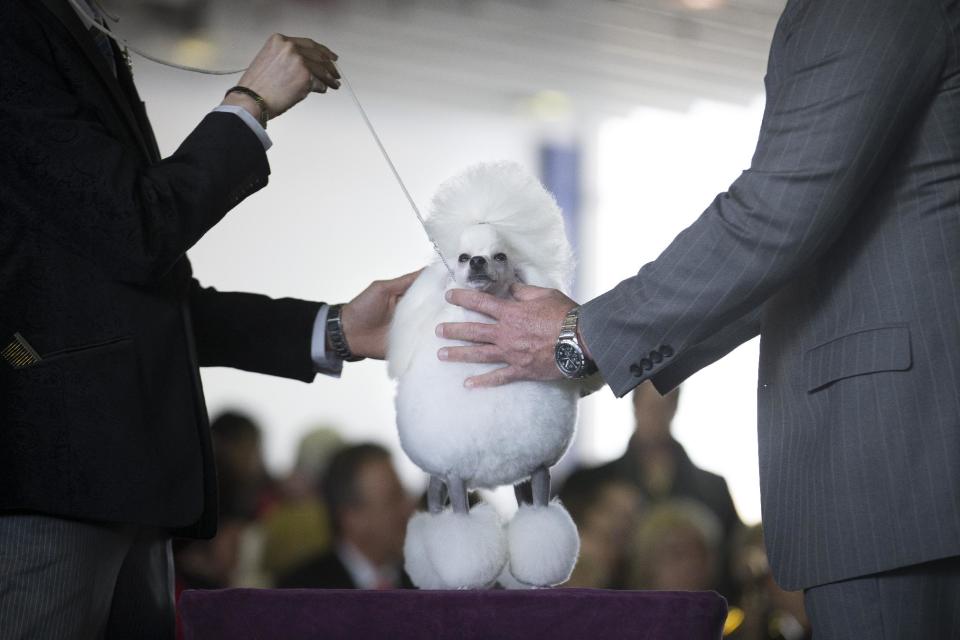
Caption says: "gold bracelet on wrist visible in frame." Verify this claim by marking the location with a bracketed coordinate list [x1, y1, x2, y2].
[224, 85, 269, 129]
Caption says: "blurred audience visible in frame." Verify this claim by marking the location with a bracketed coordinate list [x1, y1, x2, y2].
[278, 443, 415, 589]
[174, 411, 272, 638]
[259, 426, 344, 581]
[560, 468, 643, 588]
[626, 500, 722, 592]
[175, 412, 271, 592]
[725, 525, 811, 640]
[579, 381, 743, 598]
[210, 411, 277, 519]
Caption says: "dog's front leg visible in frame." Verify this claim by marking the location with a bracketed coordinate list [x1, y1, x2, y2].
[531, 466, 550, 507]
[427, 475, 448, 514]
[447, 475, 470, 515]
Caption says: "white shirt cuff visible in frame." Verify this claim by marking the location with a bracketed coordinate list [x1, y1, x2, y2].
[311, 304, 343, 377]
[212, 105, 273, 151]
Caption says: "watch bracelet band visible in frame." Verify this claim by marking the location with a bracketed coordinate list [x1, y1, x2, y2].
[326, 304, 364, 362]
[224, 85, 269, 129]
[557, 306, 598, 377]
[559, 307, 579, 340]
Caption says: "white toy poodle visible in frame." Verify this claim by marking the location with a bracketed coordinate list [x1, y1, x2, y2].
[387, 162, 581, 589]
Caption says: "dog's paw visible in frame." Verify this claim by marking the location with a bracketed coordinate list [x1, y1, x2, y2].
[506, 501, 579, 587]
[404, 511, 446, 589]
[405, 503, 507, 589]
[496, 563, 537, 590]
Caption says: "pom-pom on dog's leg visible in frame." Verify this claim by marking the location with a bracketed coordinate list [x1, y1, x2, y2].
[405, 475, 507, 589]
[404, 474, 449, 589]
[507, 466, 579, 587]
[404, 509, 446, 589]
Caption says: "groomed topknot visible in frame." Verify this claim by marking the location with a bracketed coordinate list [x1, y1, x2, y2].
[425, 162, 575, 291]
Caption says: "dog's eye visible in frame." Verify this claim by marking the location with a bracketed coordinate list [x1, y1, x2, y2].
[493, 253, 507, 263]
[458, 254, 469, 263]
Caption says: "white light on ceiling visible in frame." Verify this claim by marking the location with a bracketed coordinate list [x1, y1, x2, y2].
[679, 0, 727, 10]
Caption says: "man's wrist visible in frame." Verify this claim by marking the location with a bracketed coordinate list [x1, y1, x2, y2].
[220, 93, 263, 127]
[326, 303, 364, 362]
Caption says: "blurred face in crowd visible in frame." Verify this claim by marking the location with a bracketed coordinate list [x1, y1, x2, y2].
[632, 381, 680, 445]
[341, 457, 413, 565]
[566, 481, 643, 588]
[583, 482, 643, 554]
[648, 523, 715, 591]
[216, 433, 267, 487]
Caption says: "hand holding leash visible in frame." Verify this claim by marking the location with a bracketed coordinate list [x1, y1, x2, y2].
[221, 34, 340, 123]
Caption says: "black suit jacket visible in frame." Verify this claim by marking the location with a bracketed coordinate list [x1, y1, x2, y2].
[278, 550, 414, 590]
[0, 0, 322, 538]
[580, 0, 960, 589]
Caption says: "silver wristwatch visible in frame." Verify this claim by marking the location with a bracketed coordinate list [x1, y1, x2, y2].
[555, 306, 597, 379]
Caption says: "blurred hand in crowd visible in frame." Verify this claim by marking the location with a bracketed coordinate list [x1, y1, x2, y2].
[221, 34, 341, 122]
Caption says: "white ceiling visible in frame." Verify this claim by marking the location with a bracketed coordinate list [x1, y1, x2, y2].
[119, 0, 787, 115]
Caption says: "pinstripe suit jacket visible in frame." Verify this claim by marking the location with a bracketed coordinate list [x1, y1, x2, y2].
[580, 0, 960, 590]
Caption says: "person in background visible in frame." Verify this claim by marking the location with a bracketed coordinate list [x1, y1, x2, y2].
[173, 412, 268, 638]
[559, 468, 643, 589]
[278, 443, 415, 590]
[586, 382, 742, 598]
[626, 500, 722, 593]
[726, 525, 810, 640]
[208, 412, 275, 521]
[259, 426, 345, 583]
[204, 411, 281, 588]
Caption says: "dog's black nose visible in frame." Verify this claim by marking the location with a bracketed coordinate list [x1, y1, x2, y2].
[469, 256, 487, 269]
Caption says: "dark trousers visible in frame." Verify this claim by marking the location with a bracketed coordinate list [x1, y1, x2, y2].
[0, 514, 175, 640]
[804, 556, 960, 639]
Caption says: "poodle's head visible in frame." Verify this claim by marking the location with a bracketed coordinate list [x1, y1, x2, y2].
[453, 223, 518, 297]
[426, 162, 574, 293]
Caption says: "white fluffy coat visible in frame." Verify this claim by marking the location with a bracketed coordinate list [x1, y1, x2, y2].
[387, 163, 579, 489]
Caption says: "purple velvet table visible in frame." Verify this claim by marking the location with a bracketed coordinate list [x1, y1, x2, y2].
[180, 588, 727, 640]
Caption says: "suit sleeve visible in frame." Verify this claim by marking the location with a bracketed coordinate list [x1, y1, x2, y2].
[580, 0, 949, 397]
[650, 306, 762, 395]
[188, 280, 324, 382]
[0, 4, 269, 284]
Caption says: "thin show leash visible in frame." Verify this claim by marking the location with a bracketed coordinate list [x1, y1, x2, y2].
[68, 0, 456, 279]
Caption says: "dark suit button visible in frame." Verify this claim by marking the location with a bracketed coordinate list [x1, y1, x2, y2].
[650, 350, 663, 364]
[640, 358, 653, 371]
[629, 364, 643, 377]
[660, 345, 674, 358]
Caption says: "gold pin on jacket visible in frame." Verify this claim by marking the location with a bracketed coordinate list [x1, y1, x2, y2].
[1, 333, 42, 369]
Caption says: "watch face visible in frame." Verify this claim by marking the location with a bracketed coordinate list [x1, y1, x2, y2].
[556, 342, 584, 377]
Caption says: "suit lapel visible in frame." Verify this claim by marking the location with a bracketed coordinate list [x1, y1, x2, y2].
[37, 0, 153, 161]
